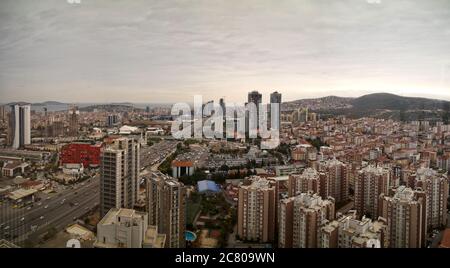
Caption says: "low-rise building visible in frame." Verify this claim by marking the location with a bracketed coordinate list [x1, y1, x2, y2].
[94, 208, 165, 248]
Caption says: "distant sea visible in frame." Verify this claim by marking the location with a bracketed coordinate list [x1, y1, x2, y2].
[29, 103, 173, 112]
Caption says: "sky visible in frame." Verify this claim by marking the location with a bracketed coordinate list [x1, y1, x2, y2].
[1, 0, 450, 104]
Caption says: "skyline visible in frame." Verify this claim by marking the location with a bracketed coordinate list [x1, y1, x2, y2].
[2, 91, 450, 106]
[1, 0, 450, 103]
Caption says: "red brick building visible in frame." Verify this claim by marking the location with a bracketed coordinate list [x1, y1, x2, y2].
[60, 142, 102, 168]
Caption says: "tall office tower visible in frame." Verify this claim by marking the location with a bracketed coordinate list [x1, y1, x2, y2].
[146, 171, 186, 248]
[269, 91, 282, 130]
[319, 159, 349, 203]
[279, 192, 335, 248]
[237, 176, 276, 243]
[379, 186, 426, 248]
[94, 208, 166, 248]
[107, 114, 119, 127]
[100, 137, 140, 217]
[409, 168, 448, 229]
[355, 165, 391, 219]
[248, 90, 262, 107]
[68, 106, 79, 136]
[288, 168, 321, 197]
[219, 98, 227, 138]
[246, 91, 262, 134]
[319, 211, 387, 248]
[8, 103, 31, 149]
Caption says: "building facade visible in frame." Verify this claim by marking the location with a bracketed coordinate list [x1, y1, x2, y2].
[279, 192, 335, 248]
[237, 176, 276, 243]
[146, 171, 186, 248]
[8, 103, 31, 149]
[94, 208, 165, 248]
[410, 168, 449, 230]
[288, 167, 321, 197]
[319, 159, 349, 203]
[379, 186, 426, 248]
[319, 211, 387, 248]
[60, 142, 102, 168]
[355, 165, 391, 219]
[100, 137, 140, 216]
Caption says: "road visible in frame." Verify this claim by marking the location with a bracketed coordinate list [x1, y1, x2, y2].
[0, 175, 100, 245]
[140, 140, 178, 170]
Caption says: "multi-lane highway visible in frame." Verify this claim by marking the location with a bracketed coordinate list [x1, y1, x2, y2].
[140, 140, 179, 170]
[0, 140, 178, 246]
[0, 175, 100, 245]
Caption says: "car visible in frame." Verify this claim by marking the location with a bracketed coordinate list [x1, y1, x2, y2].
[4, 226, 10, 230]
[37, 202, 42, 206]
[61, 199, 66, 204]
[27, 206, 31, 210]
[73, 217, 77, 221]
[74, 203, 79, 206]
[39, 216, 44, 220]
[46, 197, 51, 200]
[44, 205, 49, 209]
[20, 217, 25, 221]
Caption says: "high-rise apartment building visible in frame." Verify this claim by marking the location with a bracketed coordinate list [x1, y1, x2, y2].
[379, 186, 426, 248]
[319, 211, 387, 248]
[319, 158, 349, 203]
[237, 176, 276, 243]
[8, 103, 31, 149]
[146, 171, 186, 248]
[409, 168, 448, 229]
[100, 137, 140, 217]
[355, 165, 391, 219]
[288, 167, 321, 197]
[279, 191, 335, 248]
[94, 208, 166, 248]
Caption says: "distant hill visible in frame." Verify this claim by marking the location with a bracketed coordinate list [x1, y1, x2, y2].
[286, 93, 450, 121]
[79, 104, 141, 112]
[351, 93, 449, 111]
[32, 101, 68, 106]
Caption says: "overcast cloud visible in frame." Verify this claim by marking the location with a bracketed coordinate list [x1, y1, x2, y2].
[1, 0, 450, 103]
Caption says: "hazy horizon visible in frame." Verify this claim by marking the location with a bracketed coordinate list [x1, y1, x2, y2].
[1, 0, 450, 103]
